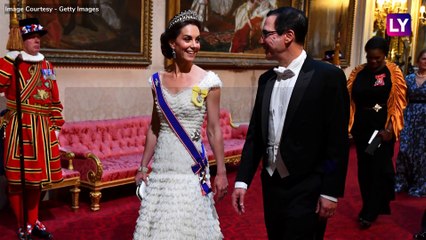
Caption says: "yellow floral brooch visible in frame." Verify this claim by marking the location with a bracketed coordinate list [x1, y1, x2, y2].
[191, 86, 208, 107]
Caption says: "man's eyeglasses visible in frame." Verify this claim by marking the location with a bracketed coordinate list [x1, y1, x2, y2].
[261, 30, 278, 39]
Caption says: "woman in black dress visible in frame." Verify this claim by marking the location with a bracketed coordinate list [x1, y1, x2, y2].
[347, 36, 407, 229]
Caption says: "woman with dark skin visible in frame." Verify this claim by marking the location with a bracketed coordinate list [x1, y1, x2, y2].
[347, 36, 407, 229]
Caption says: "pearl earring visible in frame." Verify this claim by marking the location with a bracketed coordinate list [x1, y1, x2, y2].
[172, 49, 176, 59]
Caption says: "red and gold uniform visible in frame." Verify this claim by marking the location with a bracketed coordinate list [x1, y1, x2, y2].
[0, 51, 64, 188]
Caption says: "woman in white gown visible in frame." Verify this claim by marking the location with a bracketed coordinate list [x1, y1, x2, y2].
[133, 10, 228, 240]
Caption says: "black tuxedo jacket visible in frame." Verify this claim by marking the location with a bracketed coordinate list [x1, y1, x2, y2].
[236, 56, 350, 198]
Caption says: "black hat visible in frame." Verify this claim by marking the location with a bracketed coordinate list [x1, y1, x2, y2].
[19, 18, 47, 38]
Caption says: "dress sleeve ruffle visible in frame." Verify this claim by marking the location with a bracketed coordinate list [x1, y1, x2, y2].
[200, 71, 223, 90]
[347, 64, 366, 133]
[385, 62, 407, 140]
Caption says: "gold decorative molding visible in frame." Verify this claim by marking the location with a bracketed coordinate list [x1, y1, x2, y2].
[70, 185, 81, 211]
[15, 0, 153, 67]
[60, 151, 76, 170]
[209, 154, 241, 166]
[374, 0, 410, 63]
[86, 152, 103, 184]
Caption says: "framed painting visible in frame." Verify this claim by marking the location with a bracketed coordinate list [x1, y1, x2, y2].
[14, 0, 152, 67]
[305, 0, 355, 67]
[168, 0, 355, 67]
[411, 0, 425, 74]
[168, 0, 303, 68]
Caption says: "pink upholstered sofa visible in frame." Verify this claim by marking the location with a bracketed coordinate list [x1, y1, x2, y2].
[42, 152, 80, 211]
[59, 109, 247, 211]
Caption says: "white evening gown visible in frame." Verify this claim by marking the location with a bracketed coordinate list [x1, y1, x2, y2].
[133, 71, 223, 240]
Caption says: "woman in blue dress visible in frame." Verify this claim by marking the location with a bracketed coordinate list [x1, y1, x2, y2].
[395, 49, 426, 197]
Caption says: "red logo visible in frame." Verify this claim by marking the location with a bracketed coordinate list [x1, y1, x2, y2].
[374, 73, 386, 86]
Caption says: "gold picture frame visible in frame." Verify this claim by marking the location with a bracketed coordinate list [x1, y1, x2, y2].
[13, 0, 152, 67]
[305, 0, 355, 67]
[168, 0, 302, 68]
[168, 0, 354, 68]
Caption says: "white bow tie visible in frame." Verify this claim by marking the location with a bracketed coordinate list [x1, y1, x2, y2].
[273, 67, 295, 81]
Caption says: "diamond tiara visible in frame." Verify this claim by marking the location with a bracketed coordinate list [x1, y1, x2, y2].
[168, 10, 201, 29]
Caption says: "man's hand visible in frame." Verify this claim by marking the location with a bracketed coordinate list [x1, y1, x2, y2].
[316, 196, 337, 219]
[232, 188, 247, 215]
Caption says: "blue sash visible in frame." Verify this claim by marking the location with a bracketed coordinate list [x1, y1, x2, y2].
[152, 72, 211, 195]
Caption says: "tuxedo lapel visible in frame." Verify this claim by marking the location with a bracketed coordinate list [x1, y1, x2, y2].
[281, 58, 314, 139]
[261, 74, 277, 142]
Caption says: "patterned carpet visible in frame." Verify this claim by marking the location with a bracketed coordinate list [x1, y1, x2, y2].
[0, 144, 424, 239]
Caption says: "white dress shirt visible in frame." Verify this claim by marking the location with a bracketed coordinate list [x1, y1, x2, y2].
[265, 50, 305, 176]
[235, 50, 337, 202]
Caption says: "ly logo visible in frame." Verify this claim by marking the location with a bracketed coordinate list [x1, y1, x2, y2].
[386, 13, 411, 37]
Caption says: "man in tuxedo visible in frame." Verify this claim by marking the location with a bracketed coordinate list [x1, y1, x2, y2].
[231, 7, 350, 239]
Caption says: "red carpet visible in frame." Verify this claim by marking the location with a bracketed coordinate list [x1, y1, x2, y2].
[0, 144, 424, 239]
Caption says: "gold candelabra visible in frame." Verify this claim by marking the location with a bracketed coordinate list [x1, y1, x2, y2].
[374, 0, 408, 36]
[374, 0, 409, 63]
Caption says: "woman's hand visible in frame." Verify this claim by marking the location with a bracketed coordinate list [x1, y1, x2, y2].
[213, 172, 228, 201]
[135, 171, 149, 185]
[378, 128, 393, 142]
